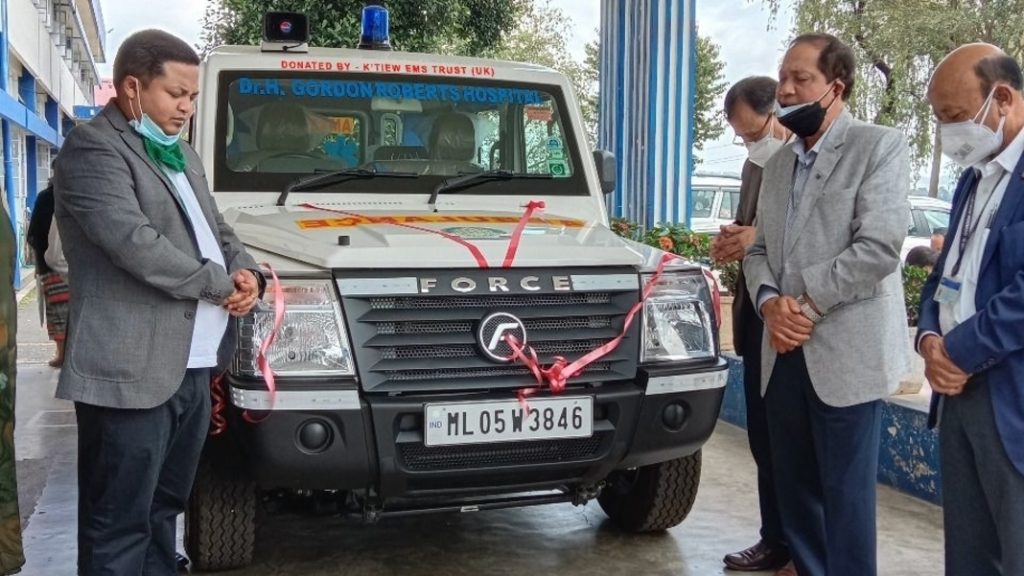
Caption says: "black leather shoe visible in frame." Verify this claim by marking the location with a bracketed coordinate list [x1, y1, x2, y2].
[176, 552, 190, 572]
[723, 540, 790, 571]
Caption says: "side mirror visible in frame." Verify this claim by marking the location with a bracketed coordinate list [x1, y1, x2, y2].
[593, 149, 616, 195]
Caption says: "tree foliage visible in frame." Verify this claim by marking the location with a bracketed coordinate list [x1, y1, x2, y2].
[763, 0, 1024, 184]
[200, 0, 528, 57]
[695, 33, 728, 152]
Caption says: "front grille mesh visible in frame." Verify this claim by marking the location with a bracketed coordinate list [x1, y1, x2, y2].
[399, 434, 608, 471]
[340, 269, 640, 392]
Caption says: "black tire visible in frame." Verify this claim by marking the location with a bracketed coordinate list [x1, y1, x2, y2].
[184, 459, 257, 572]
[598, 450, 702, 532]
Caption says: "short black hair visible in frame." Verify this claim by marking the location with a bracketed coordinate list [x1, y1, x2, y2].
[905, 246, 939, 268]
[932, 227, 948, 237]
[113, 29, 200, 88]
[724, 76, 778, 119]
[790, 33, 856, 100]
[974, 54, 1024, 97]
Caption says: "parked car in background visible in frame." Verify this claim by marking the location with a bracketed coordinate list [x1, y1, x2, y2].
[904, 195, 951, 262]
[689, 173, 741, 236]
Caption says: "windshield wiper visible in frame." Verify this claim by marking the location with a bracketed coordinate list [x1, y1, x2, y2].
[277, 168, 419, 206]
[428, 170, 554, 208]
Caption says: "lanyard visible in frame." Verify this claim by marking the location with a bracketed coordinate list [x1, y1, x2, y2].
[952, 169, 1002, 277]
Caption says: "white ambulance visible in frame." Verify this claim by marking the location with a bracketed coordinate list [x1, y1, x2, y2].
[185, 8, 728, 570]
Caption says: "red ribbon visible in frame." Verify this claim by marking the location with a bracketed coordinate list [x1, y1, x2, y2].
[503, 200, 546, 268]
[301, 203, 490, 269]
[209, 371, 229, 436]
[243, 263, 285, 424]
[506, 252, 678, 410]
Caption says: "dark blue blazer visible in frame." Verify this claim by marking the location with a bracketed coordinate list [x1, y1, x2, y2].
[919, 156, 1024, 477]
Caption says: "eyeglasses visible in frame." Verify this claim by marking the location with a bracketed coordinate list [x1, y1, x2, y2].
[732, 114, 774, 146]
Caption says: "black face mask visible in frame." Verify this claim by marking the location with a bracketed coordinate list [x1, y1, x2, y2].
[776, 85, 838, 139]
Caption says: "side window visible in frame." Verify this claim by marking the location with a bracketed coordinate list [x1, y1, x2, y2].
[692, 189, 715, 218]
[523, 99, 572, 177]
[718, 190, 739, 220]
[908, 210, 920, 237]
[921, 210, 950, 235]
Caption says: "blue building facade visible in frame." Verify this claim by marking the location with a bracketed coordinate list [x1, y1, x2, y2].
[0, 0, 104, 288]
[599, 0, 697, 230]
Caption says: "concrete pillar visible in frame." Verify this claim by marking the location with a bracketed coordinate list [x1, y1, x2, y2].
[598, 0, 696, 229]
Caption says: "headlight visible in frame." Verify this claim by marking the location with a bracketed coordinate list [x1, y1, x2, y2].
[640, 272, 717, 363]
[235, 280, 355, 377]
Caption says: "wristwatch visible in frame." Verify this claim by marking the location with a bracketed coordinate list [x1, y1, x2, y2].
[796, 295, 823, 324]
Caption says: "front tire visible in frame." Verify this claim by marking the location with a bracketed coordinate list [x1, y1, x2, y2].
[598, 450, 702, 532]
[184, 458, 257, 571]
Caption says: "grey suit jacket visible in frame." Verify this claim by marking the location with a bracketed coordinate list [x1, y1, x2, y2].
[743, 110, 911, 407]
[54, 103, 257, 409]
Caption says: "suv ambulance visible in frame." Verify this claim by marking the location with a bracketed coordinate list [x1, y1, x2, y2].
[184, 8, 729, 570]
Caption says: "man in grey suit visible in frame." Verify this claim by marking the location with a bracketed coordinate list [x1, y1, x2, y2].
[54, 30, 262, 575]
[743, 34, 910, 576]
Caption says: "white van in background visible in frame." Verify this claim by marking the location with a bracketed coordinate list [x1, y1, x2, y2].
[689, 173, 741, 235]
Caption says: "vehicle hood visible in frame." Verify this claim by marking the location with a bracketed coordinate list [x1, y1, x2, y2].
[224, 204, 697, 273]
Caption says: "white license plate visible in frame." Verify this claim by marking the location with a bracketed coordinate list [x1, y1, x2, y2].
[424, 397, 593, 447]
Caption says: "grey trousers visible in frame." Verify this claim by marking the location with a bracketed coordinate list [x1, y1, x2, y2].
[940, 378, 1024, 576]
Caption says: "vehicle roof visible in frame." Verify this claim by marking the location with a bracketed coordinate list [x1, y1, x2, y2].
[691, 173, 741, 188]
[204, 45, 566, 80]
[908, 195, 951, 209]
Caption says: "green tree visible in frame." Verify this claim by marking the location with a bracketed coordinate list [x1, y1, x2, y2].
[200, 0, 528, 57]
[695, 33, 728, 153]
[491, 1, 598, 146]
[763, 0, 1024, 195]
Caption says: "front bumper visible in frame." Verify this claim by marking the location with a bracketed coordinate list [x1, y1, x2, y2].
[221, 358, 728, 498]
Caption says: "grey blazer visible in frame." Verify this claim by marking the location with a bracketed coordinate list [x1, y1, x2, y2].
[743, 110, 911, 407]
[53, 103, 257, 409]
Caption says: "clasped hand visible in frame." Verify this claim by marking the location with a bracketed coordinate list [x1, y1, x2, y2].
[710, 224, 756, 264]
[223, 269, 260, 317]
[761, 296, 814, 354]
[919, 334, 969, 396]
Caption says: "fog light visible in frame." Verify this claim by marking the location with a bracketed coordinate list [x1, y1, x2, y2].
[662, 402, 687, 431]
[297, 420, 332, 453]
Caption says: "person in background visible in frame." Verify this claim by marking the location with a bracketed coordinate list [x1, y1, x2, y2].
[905, 245, 939, 272]
[931, 226, 948, 252]
[919, 42, 1024, 576]
[743, 33, 910, 576]
[712, 75, 796, 576]
[25, 179, 69, 367]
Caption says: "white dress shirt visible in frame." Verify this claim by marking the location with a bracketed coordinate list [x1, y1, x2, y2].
[938, 127, 1024, 335]
[162, 167, 231, 368]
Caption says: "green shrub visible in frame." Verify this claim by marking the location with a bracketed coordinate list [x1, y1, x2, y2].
[608, 218, 739, 292]
[903, 265, 930, 327]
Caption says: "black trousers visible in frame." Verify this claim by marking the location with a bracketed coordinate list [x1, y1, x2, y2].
[765, 349, 881, 576]
[75, 368, 211, 576]
[739, 318, 786, 548]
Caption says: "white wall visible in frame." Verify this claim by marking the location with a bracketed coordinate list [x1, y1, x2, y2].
[7, 0, 95, 117]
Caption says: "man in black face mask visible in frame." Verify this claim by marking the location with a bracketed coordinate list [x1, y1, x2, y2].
[743, 34, 911, 576]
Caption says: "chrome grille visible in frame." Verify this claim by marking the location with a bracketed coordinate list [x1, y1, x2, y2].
[339, 268, 640, 393]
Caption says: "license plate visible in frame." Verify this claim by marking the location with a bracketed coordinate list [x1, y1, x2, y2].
[424, 397, 593, 447]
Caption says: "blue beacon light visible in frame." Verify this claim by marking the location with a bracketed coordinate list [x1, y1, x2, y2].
[358, 4, 392, 51]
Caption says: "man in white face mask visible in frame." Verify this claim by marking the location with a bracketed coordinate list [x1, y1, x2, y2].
[712, 76, 795, 576]
[920, 43, 1024, 576]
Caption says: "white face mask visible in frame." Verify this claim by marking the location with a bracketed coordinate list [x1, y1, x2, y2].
[745, 117, 785, 167]
[940, 86, 1006, 168]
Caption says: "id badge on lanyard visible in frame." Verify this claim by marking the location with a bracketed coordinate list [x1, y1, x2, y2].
[935, 276, 962, 304]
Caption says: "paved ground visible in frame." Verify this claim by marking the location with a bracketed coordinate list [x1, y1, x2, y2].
[12, 288, 945, 575]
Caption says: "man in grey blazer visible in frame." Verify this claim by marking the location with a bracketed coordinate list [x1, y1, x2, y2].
[54, 30, 262, 575]
[743, 34, 910, 576]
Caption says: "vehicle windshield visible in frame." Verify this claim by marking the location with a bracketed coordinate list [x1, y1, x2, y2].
[212, 71, 586, 197]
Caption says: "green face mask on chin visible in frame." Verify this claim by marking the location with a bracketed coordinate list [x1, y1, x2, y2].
[129, 79, 187, 172]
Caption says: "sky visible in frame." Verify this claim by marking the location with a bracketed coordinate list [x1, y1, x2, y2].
[94, 0, 789, 177]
